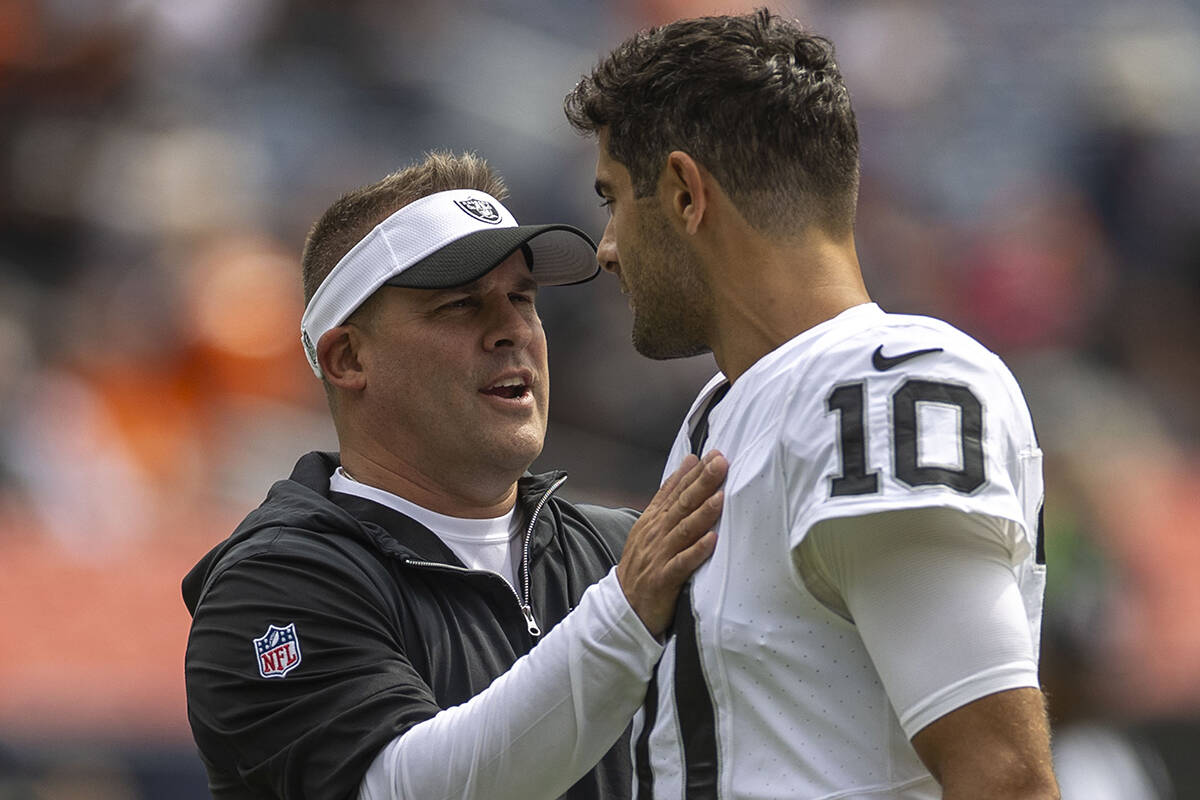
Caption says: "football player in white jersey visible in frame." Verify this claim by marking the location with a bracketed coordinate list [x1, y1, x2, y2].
[565, 9, 1059, 800]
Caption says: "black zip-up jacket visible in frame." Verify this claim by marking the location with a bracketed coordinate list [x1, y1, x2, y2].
[183, 451, 639, 800]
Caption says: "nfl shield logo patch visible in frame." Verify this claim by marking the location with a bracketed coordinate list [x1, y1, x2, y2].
[253, 623, 302, 678]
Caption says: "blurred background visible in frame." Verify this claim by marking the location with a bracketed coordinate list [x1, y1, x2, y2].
[0, 0, 1197, 797]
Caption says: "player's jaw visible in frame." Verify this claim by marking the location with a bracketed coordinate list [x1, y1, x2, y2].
[624, 211, 713, 361]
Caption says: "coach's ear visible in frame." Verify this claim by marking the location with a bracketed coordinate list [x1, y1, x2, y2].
[665, 150, 708, 236]
[318, 326, 367, 391]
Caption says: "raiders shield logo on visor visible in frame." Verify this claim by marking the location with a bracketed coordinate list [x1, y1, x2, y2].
[454, 197, 502, 224]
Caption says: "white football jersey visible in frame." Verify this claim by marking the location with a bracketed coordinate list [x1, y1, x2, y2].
[635, 303, 1045, 799]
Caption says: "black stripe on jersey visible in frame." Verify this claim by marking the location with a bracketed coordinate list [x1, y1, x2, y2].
[669, 385, 728, 798]
[1035, 504, 1046, 566]
[674, 582, 719, 798]
[633, 380, 729, 798]
[689, 382, 730, 457]
[634, 674, 658, 799]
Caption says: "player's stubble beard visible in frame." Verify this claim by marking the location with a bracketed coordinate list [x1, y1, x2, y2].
[627, 200, 713, 361]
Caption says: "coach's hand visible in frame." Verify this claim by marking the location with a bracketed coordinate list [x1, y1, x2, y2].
[617, 451, 727, 637]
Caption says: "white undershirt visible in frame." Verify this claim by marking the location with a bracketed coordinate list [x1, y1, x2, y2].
[329, 467, 521, 589]
[796, 506, 1039, 737]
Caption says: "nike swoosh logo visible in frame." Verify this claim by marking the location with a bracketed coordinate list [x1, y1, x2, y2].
[871, 345, 944, 371]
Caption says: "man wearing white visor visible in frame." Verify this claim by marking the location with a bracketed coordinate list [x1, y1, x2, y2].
[183, 151, 727, 800]
[298, 182, 604, 378]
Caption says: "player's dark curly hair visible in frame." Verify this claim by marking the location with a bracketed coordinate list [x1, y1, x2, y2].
[564, 9, 859, 236]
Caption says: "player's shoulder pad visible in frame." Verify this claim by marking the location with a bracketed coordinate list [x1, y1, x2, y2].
[776, 311, 1033, 446]
[772, 312, 1023, 419]
[823, 313, 1005, 383]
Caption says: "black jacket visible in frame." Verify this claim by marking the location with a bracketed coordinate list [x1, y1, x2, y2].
[183, 452, 638, 800]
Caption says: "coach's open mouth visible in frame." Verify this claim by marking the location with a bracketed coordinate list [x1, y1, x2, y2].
[480, 372, 533, 400]
[484, 380, 526, 399]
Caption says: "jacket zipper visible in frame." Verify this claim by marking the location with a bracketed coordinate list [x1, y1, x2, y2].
[402, 474, 567, 639]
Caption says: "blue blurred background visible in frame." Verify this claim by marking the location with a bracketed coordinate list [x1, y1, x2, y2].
[0, 0, 1198, 797]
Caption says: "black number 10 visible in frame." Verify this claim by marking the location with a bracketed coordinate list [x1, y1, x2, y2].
[828, 380, 986, 496]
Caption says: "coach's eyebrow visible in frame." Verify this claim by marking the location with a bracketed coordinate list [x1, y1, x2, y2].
[436, 273, 539, 296]
[512, 275, 539, 294]
[594, 178, 610, 198]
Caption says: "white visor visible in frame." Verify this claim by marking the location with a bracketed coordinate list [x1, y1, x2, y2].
[300, 189, 597, 377]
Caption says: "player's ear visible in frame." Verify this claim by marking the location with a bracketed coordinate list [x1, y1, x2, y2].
[665, 151, 708, 235]
[318, 326, 367, 391]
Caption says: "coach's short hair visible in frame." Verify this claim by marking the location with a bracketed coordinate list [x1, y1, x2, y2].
[564, 9, 859, 237]
[301, 151, 509, 306]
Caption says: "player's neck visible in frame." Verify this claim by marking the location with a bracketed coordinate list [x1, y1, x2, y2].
[707, 231, 869, 382]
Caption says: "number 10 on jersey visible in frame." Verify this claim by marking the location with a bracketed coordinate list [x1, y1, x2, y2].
[827, 379, 986, 497]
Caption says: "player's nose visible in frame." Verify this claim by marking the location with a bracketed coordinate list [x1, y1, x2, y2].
[597, 220, 619, 275]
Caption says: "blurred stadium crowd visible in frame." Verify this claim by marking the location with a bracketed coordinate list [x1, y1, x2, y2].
[0, 0, 1197, 797]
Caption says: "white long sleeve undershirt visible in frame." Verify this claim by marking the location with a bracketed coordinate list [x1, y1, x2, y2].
[357, 568, 662, 800]
[797, 507, 1039, 738]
